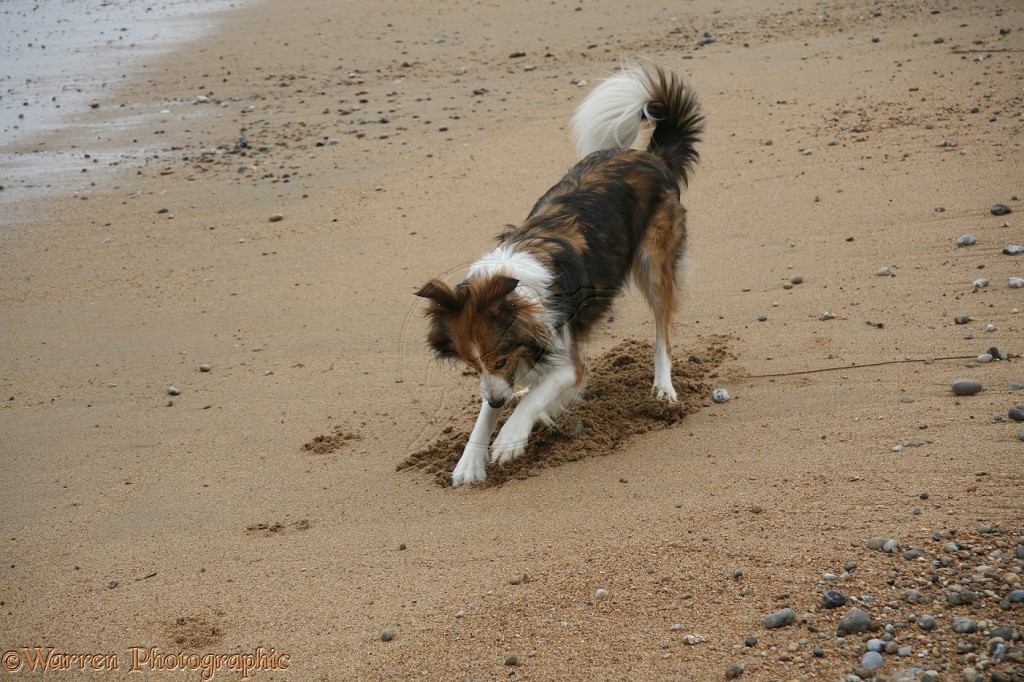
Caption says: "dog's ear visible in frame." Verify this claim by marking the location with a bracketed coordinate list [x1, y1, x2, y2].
[415, 279, 462, 313]
[473, 275, 519, 311]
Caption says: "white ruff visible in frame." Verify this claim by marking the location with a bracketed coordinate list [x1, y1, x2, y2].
[468, 245, 553, 304]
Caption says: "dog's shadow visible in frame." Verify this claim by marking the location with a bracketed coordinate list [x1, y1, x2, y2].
[397, 336, 732, 487]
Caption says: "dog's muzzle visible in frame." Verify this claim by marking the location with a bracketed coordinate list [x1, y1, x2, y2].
[487, 397, 507, 409]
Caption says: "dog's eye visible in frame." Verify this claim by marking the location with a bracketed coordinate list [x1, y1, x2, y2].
[493, 358, 507, 370]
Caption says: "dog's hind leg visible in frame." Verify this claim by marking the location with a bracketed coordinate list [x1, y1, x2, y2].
[635, 199, 688, 403]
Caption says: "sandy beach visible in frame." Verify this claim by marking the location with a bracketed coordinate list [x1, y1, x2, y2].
[2, 0, 1022, 680]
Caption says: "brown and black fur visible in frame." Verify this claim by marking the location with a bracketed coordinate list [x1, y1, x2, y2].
[416, 64, 703, 485]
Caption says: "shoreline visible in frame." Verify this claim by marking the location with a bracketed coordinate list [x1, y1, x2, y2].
[0, 0, 251, 205]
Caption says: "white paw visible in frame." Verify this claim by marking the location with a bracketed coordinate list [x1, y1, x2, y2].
[653, 381, 678, 404]
[489, 421, 531, 464]
[452, 443, 488, 487]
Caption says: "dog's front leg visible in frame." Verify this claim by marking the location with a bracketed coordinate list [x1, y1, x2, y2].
[452, 401, 501, 487]
[490, 364, 578, 464]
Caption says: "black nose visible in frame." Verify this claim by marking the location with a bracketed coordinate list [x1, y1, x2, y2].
[487, 397, 506, 409]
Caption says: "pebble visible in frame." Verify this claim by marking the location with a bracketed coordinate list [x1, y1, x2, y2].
[898, 646, 913, 657]
[380, 628, 394, 641]
[822, 589, 848, 608]
[991, 203, 1012, 216]
[820, 311, 836, 321]
[595, 588, 609, 600]
[867, 537, 888, 550]
[763, 608, 796, 629]
[919, 615, 938, 631]
[725, 663, 745, 679]
[790, 275, 804, 284]
[954, 314, 971, 325]
[1008, 589, 1024, 603]
[268, 213, 284, 222]
[952, 617, 978, 634]
[712, 388, 731, 404]
[877, 266, 894, 276]
[973, 278, 989, 288]
[883, 538, 901, 553]
[198, 364, 211, 372]
[861, 651, 884, 670]
[951, 378, 983, 396]
[744, 635, 757, 647]
[1004, 245, 1024, 255]
[1008, 405, 1024, 422]
[866, 638, 885, 652]
[956, 234, 978, 247]
[167, 386, 181, 396]
[977, 353, 993, 363]
[504, 653, 518, 666]
[1009, 277, 1024, 289]
[837, 607, 872, 635]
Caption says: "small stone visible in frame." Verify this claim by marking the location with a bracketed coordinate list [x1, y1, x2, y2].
[380, 628, 394, 641]
[820, 311, 836, 321]
[957, 234, 978, 247]
[1009, 277, 1024, 288]
[504, 653, 519, 666]
[757, 314, 768, 322]
[712, 388, 731, 404]
[977, 353, 993, 363]
[822, 589, 848, 609]
[107, 580, 119, 589]
[919, 615, 938, 631]
[1008, 405, 1024, 422]
[725, 663, 745, 679]
[991, 203, 1012, 216]
[1004, 245, 1024, 255]
[763, 608, 796, 629]
[268, 214, 284, 222]
[897, 646, 912, 657]
[837, 607, 872, 635]
[954, 314, 971, 324]
[167, 386, 181, 396]
[866, 639, 885, 652]
[198, 364, 211, 372]
[812, 646, 824, 657]
[1009, 589, 1024, 603]
[790, 275, 804, 284]
[867, 537, 888, 550]
[877, 266, 894, 276]
[861, 651, 884, 670]
[951, 617, 978, 634]
[973, 278, 989, 288]
[951, 378, 983, 396]
[899, 395, 915, 403]
[595, 588, 609, 600]
[902, 547, 924, 560]
[744, 635, 757, 647]
[883, 538, 901, 553]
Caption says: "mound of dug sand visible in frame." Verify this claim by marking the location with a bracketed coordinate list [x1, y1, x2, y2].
[398, 336, 732, 487]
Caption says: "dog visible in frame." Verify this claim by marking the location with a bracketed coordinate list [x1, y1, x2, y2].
[416, 62, 703, 487]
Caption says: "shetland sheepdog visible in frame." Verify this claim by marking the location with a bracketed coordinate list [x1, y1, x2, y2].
[416, 63, 704, 486]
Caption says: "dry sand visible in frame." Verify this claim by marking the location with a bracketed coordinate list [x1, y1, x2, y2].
[1, 0, 1023, 680]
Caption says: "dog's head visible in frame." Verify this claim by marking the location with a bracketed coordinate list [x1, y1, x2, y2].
[416, 275, 550, 408]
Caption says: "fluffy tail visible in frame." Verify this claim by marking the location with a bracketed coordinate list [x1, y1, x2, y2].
[570, 62, 704, 186]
